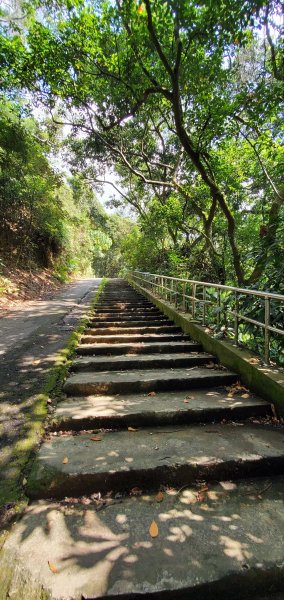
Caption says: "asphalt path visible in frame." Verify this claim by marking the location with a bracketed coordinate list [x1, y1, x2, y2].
[0, 277, 101, 511]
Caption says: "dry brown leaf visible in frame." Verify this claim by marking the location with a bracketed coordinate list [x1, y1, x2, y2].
[241, 393, 250, 399]
[89, 437, 102, 442]
[62, 457, 69, 464]
[148, 391, 157, 397]
[206, 361, 215, 369]
[248, 358, 259, 364]
[128, 427, 138, 432]
[48, 561, 58, 573]
[130, 486, 143, 496]
[196, 492, 205, 502]
[155, 491, 164, 503]
[198, 485, 209, 493]
[149, 520, 159, 537]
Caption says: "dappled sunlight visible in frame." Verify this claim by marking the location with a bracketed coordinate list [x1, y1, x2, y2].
[167, 524, 193, 543]
[5, 477, 284, 597]
[220, 535, 252, 562]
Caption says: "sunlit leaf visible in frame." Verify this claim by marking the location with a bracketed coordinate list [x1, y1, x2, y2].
[155, 491, 164, 502]
[149, 520, 159, 537]
[48, 561, 58, 573]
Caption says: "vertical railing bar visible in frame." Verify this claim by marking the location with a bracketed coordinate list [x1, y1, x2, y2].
[192, 283, 196, 319]
[265, 296, 271, 364]
[182, 282, 186, 311]
[203, 286, 206, 326]
[235, 291, 239, 345]
[217, 289, 221, 329]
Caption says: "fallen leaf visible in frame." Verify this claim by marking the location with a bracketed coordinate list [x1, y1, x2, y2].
[155, 491, 164, 503]
[89, 437, 102, 441]
[148, 391, 156, 397]
[48, 561, 58, 573]
[198, 485, 209, 493]
[206, 361, 215, 369]
[185, 395, 194, 400]
[22, 477, 27, 486]
[241, 393, 250, 399]
[128, 427, 138, 432]
[196, 492, 205, 502]
[149, 520, 159, 537]
[248, 358, 259, 364]
[184, 400, 189, 403]
[62, 457, 69, 464]
[130, 486, 142, 496]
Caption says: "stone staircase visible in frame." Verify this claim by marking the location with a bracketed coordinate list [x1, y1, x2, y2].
[2, 279, 284, 600]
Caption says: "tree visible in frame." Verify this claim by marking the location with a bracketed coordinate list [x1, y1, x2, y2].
[1, 0, 283, 286]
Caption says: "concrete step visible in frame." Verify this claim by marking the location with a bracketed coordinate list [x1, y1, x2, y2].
[63, 367, 236, 395]
[95, 306, 160, 317]
[84, 325, 181, 336]
[52, 387, 271, 430]
[8, 476, 284, 599]
[88, 318, 170, 327]
[27, 423, 284, 498]
[80, 333, 188, 344]
[76, 340, 203, 356]
[72, 352, 217, 372]
[97, 301, 152, 307]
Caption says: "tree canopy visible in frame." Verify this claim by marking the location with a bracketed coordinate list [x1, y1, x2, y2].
[0, 0, 283, 288]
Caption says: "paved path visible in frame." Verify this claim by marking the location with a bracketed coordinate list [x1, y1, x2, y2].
[1, 279, 284, 599]
[0, 278, 101, 511]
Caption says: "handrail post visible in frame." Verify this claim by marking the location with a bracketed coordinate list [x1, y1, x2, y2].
[192, 283, 196, 319]
[235, 292, 239, 345]
[182, 282, 186, 311]
[170, 279, 174, 304]
[265, 296, 271, 364]
[203, 286, 206, 326]
[217, 289, 221, 329]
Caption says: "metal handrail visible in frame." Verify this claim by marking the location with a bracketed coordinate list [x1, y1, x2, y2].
[130, 270, 284, 365]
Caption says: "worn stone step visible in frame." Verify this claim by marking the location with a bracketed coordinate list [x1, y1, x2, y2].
[52, 387, 270, 430]
[84, 325, 181, 336]
[93, 311, 165, 317]
[76, 340, 203, 356]
[96, 298, 153, 308]
[64, 367, 236, 395]
[27, 423, 284, 498]
[88, 318, 170, 327]
[5, 476, 284, 599]
[80, 333, 188, 344]
[72, 352, 216, 372]
[93, 307, 161, 315]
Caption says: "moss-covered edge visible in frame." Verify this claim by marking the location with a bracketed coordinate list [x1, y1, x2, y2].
[0, 278, 107, 537]
[129, 279, 284, 416]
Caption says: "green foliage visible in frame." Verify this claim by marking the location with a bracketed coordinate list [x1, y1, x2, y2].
[0, 95, 125, 278]
[0, 0, 283, 294]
